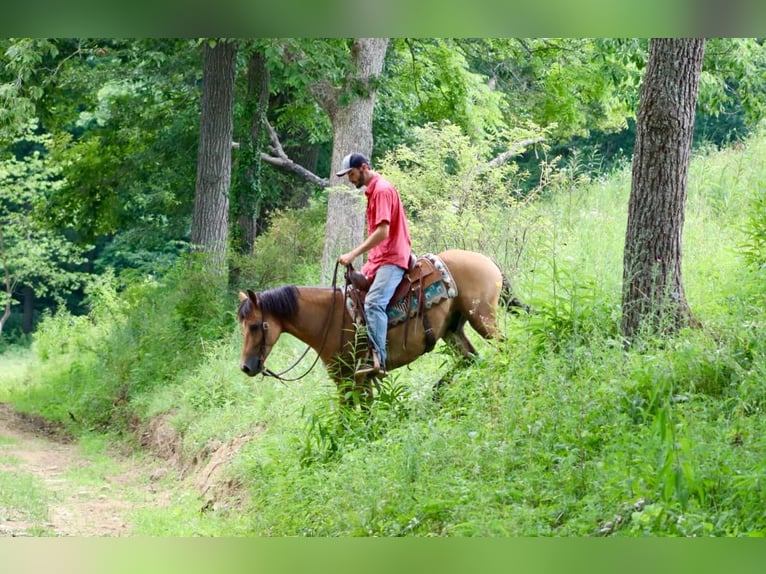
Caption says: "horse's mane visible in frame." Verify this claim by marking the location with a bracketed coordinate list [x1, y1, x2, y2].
[238, 285, 300, 321]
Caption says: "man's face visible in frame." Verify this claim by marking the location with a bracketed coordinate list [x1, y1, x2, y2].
[347, 167, 365, 188]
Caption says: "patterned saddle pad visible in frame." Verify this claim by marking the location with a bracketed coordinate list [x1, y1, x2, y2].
[344, 253, 458, 328]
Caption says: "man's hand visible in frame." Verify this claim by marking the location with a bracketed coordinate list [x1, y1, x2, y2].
[338, 222, 388, 267]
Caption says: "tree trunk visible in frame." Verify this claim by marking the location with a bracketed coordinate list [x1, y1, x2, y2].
[191, 40, 237, 274]
[236, 47, 270, 255]
[0, 225, 11, 336]
[621, 38, 705, 341]
[21, 285, 34, 333]
[320, 38, 389, 285]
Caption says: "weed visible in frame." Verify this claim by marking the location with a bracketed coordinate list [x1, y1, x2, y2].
[4, 126, 766, 536]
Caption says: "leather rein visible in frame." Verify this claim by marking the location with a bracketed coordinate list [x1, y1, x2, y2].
[260, 261, 347, 383]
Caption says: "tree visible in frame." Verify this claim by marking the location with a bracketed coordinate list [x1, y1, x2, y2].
[28, 39, 201, 279]
[233, 46, 271, 255]
[0, 39, 61, 145]
[247, 39, 390, 283]
[0, 133, 88, 336]
[317, 38, 389, 284]
[621, 38, 706, 341]
[191, 40, 237, 274]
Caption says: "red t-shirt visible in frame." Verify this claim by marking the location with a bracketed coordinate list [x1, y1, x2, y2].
[361, 173, 412, 278]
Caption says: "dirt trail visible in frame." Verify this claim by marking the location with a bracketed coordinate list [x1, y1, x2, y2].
[0, 403, 171, 537]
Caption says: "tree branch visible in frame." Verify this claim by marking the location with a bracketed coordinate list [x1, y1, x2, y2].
[259, 118, 330, 188]
[309, 79, 341, 119]
[486, 137, 544, 169]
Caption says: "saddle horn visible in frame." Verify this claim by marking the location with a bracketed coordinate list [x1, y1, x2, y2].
[345, 264, 371, 291]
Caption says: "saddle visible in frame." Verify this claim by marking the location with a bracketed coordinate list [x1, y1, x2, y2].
[344, 253, 457, 353]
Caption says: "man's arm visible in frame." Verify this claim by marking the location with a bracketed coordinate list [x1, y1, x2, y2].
[338, 222, 389, 266]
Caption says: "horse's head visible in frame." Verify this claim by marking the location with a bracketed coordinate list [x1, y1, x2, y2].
[237, 289, 284, 376]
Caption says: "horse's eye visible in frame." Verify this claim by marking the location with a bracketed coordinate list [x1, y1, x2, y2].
[249, 323, 261, 333]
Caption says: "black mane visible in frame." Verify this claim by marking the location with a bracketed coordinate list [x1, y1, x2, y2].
[238, 285, 299, 321]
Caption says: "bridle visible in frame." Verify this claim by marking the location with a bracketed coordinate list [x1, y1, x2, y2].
[247, 318, 272, 370]
[257, 261, 345, 383]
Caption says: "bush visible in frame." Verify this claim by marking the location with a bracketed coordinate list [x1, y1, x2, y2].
[231, 200, 326, 289]
[16, 257, 232, 430]
[740, 189, 766, 270]
[379, 122, 547, 270]
[0, 312, 31, 349]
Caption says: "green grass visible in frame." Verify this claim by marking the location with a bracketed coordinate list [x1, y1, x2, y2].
[0, 347, 35, 402]
[3, 129, 766, 536]
[0, 469, 51, 527]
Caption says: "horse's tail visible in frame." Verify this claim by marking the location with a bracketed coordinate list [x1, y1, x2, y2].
[500, 273, 531, 315]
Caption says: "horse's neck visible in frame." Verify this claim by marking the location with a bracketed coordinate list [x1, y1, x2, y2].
[283, 287, 344, 353]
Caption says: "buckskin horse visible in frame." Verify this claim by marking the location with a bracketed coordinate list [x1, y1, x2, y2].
[237, 249, 527, 403]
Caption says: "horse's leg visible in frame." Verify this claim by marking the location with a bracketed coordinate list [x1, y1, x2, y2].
[447, 317, 479, 356]
[463, 299, 505, 342]
[433, 318, 479, 398]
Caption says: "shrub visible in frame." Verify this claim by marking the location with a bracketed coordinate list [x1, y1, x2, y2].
[17, 257, 232, 430]
[740, 188, 766, 270]
[379, 122, 547, 269]
[231, 199, 326, 289]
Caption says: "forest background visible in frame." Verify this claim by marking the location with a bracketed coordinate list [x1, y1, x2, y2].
[1, 38, 765, 537]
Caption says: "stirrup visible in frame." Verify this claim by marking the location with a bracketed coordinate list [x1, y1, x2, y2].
[354, 349, 386, 378]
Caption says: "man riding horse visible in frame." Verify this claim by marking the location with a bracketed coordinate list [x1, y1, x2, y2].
[336, 152, 412, 379]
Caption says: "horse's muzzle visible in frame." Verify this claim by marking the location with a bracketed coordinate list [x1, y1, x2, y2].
[240, 357, 263, 377]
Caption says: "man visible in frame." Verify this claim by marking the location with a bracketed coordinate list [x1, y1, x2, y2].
[336, 152, 412, 377]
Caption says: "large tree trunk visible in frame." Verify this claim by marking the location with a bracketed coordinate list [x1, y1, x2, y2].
[621, 38, 705, 341]
[191, 40, 237, 274]
[319, 38, 389, 285]
[235, 47, 270, 256]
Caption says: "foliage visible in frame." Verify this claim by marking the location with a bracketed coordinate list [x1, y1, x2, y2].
[741, 191, 766, 270]
[379, 121, 548, 270]
[3, 40, 766, 537]
[42, 39, 200, 247]
[231, 198, 326, 289]
[736, 126, 766, 270]
[458, 38, 646, 141]
[0, 127, 89, 323]
[13, 258, 231, 430]
[3, 122, 765, 537]
[3, 37, 765, 324]
[375, 39, 507, 153]
[698, 39, 766, 131]
[0, 39, 60, 144]
[259, 38, 347, 146]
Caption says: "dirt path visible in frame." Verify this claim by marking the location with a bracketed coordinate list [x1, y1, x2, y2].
[0, 403, 172, 537]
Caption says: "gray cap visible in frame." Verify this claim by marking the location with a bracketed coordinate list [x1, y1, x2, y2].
[335, 152, 370, 176]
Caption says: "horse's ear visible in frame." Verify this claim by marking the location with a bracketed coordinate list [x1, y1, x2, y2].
[238, 291, 248, 303]
[246, 289, 259, 306]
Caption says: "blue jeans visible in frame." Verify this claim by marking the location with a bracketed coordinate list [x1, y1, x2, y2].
[364, 264, 405, 369]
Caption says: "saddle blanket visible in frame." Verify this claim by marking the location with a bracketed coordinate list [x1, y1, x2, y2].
[344, 253, 458, 328]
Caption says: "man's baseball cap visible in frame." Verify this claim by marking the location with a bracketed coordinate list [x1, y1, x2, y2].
[336, 152, 369, 176]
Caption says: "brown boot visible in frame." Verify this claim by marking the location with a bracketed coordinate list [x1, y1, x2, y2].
[354, 349, 386, 378]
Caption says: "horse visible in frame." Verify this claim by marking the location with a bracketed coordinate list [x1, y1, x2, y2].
[237, 249, 527, 403]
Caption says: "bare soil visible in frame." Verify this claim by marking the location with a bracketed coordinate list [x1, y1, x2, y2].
[0, 403, 253, 537]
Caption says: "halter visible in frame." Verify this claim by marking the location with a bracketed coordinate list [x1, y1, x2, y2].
[249, 319, 271, 366]
[259, 261, 344, 383]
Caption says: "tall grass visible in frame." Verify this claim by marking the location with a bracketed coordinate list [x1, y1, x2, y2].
[3, 127, 766, 536]
[8, 260, 232, 432]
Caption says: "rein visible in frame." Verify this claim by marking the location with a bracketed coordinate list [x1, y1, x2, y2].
[261, 261, 344, 383]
